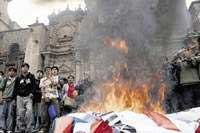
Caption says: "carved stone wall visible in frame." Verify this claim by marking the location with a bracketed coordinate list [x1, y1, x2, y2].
[0, 28, 30, 73]
[0, 8, 86, 80]
[41, 9, 85, 80]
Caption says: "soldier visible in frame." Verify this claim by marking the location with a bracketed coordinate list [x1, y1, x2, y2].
[193, 37, 200, 107]
[170, 43, 200, 111]
[0, 67, 17, 133]
[13, 63, 36, 133]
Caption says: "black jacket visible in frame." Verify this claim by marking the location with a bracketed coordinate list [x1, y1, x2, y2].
[13, 72, 36, 98]
[33, 79, 42, 103]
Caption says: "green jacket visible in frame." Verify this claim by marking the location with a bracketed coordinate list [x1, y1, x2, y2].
[179, 61, 200, 84]
[0, 77, 16, 99]
[0, 76, 3, 90]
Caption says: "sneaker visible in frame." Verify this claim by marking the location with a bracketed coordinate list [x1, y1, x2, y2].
[7, 131, 12, 133]
[38, 130, 44, 133]
[38, 128, 45, 133]
[0, 130, 3, 133]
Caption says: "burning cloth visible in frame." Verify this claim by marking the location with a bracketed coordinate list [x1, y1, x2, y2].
[53, 107, 200, 133]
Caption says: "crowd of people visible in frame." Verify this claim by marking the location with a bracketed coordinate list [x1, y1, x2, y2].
[0, 63, 80, 133]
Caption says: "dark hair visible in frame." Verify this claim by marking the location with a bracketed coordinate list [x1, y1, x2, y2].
[67, 75, 75, 79]
[21, 63, 30, 69]
[44, 66, 51, 72]
[37, 70, 44, 74]
[63, 78, 68, 83]
[8, 67, 17, 73]
[51, 66, 59, 71]
[59, 77, 68, 85]
[0, 71, 4, 76]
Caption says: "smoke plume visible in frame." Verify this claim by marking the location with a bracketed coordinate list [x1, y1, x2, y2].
[77, 0, 189, 82]
[76, 0, 191, 112]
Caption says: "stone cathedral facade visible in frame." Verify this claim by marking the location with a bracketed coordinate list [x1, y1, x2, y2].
[0, 0, 86, 82]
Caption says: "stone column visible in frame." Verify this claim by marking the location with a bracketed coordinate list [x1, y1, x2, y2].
[24, 35, 39, 75]
[24, 23, 48, 75]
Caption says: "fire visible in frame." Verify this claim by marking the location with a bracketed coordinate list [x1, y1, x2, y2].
[79, 74, 166, 114]
[104, 37, 128, 54]
[79, 38, 166, 114]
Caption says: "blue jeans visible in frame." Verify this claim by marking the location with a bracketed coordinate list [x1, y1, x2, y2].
[0, 99, 15, 131]
[16, 95, 33, 132]
[40, 99, 60, 131]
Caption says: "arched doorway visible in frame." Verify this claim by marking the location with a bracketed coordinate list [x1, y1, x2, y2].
[5, 43, 25, 74]
[8, 43, 19, 63]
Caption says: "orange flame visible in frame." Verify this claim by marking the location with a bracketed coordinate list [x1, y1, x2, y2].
[79, 73, 166, 114]
[104, 37, 128, 54]
[79, 38, 166, 114]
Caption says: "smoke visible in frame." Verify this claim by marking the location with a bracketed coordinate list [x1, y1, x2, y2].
[78, 0, 157, 83]
[154, 0, 191, 113]
[78, 0, 189, 83]
[154, 0, 191, 56]
[76, 0, 191, 112]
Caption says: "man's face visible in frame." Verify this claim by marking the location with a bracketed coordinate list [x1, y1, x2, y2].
[51, 68, 58, 75]
[45, 68, 51, 76]
[8, 70, 16, 77]
[21, 66, 29, 73]
[68, 76, 74, 83]
[37, 72, 43, 79]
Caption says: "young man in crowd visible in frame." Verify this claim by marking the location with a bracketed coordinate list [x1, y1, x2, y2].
[62, 75, 78, 115]
[33, 70, 44, 131]
[58, 77, 68, 115]
[51, 66, 65, 115]
[51, 66, 60, 98]
[0, 67, 17, 133]
[51, 66, 59, 78]
[39, 66, 60, 133]
[13, 63, 36, 133]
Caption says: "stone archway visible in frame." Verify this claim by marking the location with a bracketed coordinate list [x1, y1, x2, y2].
[5, 43, 25, 73]
[8, 43, 19, 63]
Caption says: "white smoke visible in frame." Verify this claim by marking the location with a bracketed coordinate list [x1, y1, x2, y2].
[75, 0, 191, 112]
[77, 0, 190, 83]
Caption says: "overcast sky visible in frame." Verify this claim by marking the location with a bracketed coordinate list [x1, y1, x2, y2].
[8, 0, 193, 27]
[186, 0, 195, 8]
[8, 0, 85, 27]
